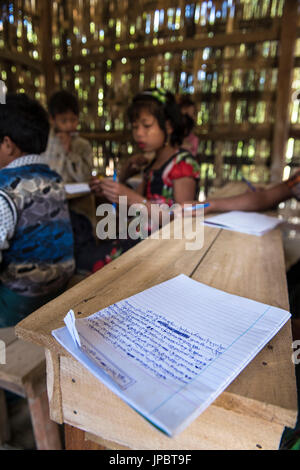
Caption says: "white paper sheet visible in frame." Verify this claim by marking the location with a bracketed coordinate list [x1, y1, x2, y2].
[65, 183, 91, 195]
[204, 211, 282, 236]
[52, 274, 290, 436]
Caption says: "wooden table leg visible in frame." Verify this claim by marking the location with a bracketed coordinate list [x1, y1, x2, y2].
[0, 390, 10, 445]
[65, 424, 106, 450]
[26, 388, 62, 450]
[292, 318, 300, 341]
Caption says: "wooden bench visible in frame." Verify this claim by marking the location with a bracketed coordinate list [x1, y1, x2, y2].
[0, 327, 62, 450]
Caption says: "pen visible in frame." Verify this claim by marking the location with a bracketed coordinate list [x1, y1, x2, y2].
[113, 170, 117, 211]
[242, 176, 256, 192]
[183, 203, 210, 212]
[169, 203, 210, 216]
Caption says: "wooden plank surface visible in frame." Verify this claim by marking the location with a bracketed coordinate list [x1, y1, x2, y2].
[57, 224, 297, 450]
[16, 224, 220, 427]
[0, 339, 45, 389]
[15, 182, 298, 449]
[15, 225, 220, 352]
[65, 425, 106, 450]
[192, 227, 297, 412]
[0, 328, 17, 348]
[59, 355, 294, 451]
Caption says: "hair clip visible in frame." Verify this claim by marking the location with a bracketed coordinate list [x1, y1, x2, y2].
[141, 88, 167, 105]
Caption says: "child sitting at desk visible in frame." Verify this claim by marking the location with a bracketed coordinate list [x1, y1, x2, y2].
[44, 90, 110, 274]
[89, 88, 200, 270]
[0, 93, 75, 327]
[91, 87, 200, 212]
[43, 90, 93, 183]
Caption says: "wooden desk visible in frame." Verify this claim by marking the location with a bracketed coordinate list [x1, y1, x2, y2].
[15, 187, 298, 450]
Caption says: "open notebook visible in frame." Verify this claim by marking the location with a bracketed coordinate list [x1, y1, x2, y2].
[64, 183, 91, 195]
[52, 274, 290, 437]
[204, 211, 282, 236]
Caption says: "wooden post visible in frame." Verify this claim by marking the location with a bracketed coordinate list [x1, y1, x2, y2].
[65, 425, 105, 450]
[270, 0, 298, 183]
[214, 141, 225, 187]
[40, 0, 55, 101]
[26, 389, 62, 450]
[0, 390, 10, 445]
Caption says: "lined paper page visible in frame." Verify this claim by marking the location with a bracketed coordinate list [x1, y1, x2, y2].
[205, 211, 282, 236]
[52, 275, 290, 436]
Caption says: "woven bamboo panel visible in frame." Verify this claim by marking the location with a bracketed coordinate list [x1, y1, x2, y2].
[0, 1, 46, 105]
[1, 0, 300, 194]
[49, 0, 289, 190]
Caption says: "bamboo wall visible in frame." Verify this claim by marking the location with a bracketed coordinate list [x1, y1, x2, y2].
[0, 1, 45, 101]
[1, 0, 300, 196]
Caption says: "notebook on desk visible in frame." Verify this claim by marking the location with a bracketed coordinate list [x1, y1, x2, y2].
[204, 211, 282, 236]
[52, 274, 290, 437]
[64, 183, 91, 195]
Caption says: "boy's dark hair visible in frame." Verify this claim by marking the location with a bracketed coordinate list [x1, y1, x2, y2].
[128, 88, 190, 147]
[0, 93, 50, 154]
[48, 90, 79, 117]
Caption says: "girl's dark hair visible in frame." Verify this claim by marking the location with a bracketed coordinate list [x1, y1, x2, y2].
[0, 93, 50, 154]
[179, 94, 196, 132]
[128, 88, 190, 147]
[178, 94, 195, 109]
[48, 90, 79, 117]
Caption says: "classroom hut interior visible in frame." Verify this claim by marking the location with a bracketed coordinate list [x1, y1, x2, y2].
[1, 0, 300, 450]
[2, 0, 300, 202]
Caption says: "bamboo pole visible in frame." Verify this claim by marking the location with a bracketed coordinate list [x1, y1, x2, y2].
[270, 0, 298, 182]
[40, 0, 55, 101]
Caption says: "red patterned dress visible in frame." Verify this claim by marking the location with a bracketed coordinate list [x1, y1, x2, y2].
[92, 149, 200, 273]
[144, 149, 200, 207]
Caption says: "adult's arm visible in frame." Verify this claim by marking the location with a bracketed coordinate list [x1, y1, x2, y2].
[206, 182, 293, 214]
[173, 177, 197, 204]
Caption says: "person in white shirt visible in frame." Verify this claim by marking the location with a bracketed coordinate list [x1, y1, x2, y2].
[43, 90, 93, 183]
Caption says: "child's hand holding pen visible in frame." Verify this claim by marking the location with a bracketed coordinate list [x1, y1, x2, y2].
[89, 167, 134, 204]
[89, 175, 103, 196]
[89, 167, 107, 196]
[98, 178, 138, 205]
